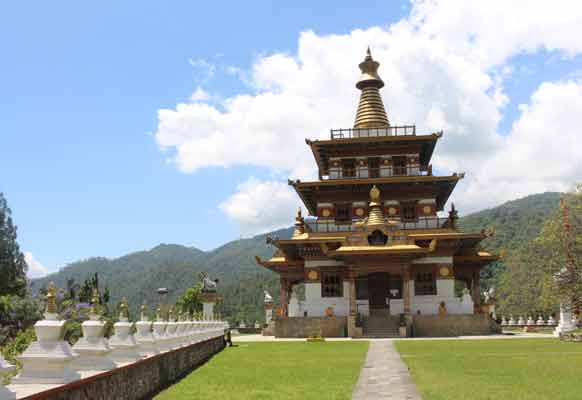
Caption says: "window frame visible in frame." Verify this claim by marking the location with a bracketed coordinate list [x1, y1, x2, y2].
[321, 272, 343, 298]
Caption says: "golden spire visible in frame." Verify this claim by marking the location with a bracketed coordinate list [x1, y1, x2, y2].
[89, 288, 101, 316]
[292, 207, 305, 239]
[167, 306, 174, 322]
[156, 305, 163, 321]
[119, 297, 129, 320]
[354, 48, 390, 129]
[367, 185, 385, 227]
[45, 282, 58, 314]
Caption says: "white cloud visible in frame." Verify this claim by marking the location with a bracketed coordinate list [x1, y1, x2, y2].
[155, 0, 582, 233]
[24, 251, 49, 279]
[190, 86, 210, 102]
[218, 178, 300, 235]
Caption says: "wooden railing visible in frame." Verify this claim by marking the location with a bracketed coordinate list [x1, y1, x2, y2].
[330, 125, 416, 140]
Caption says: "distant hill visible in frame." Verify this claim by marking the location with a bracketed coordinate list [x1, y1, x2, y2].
[33, 193, 561, 323]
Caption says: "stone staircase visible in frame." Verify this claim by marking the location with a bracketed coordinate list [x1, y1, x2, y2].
[362, 310, 401, 338]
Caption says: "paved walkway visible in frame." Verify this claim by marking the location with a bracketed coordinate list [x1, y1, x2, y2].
[352, 341, 422, 400]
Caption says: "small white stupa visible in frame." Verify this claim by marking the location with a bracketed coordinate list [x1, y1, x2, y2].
[72, 288, 116, 372]
[12, 282, 80, 384]
[164, 308, 179, 350]
[152, 306, 169, 352]
[0, 354, 16, 399]
[109, 297, 140, 364]
[135, 303, 158, 357]
[536, 315, 545, 326]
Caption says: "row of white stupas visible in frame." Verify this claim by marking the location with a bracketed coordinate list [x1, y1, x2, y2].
[501, 315, 580, 327]
[0, 283, 227, 400]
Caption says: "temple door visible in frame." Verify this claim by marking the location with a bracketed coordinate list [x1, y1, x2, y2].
[368, 272, 389, 310]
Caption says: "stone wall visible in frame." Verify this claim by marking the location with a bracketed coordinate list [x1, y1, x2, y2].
[19, 337, 225, 400]
[274, 317, 347, 338]
[412, 314, 501, 337]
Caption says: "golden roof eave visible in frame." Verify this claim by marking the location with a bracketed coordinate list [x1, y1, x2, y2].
[290, 174, 462, 188]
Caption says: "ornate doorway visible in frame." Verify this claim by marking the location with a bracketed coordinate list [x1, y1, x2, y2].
[368, 272, 389, 310]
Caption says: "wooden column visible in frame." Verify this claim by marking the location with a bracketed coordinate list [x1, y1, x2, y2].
[346, 270, 357, 316]
[403, 267, 411, 315]
[280, 277, 290, 318]
[472, 271, 481, 309]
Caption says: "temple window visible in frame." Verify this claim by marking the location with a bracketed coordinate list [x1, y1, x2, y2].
[368, 157, 380, 178]
[355, 278, 368, 300]
[415, 272, 436, 295]
[342, 159, 356, 177]
[322, 272, 343, 297]
[392, 156, 407, 176]
[401, 202, 418, 222]
[335, 203, 352, 221]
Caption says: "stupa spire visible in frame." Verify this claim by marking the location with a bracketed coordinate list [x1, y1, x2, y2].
[354, 48, 390, 129]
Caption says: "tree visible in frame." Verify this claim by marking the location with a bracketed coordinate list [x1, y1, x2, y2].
[175, 284, 202, 317]
[0, 193, 27, 297]
[539, 186, 582, 310]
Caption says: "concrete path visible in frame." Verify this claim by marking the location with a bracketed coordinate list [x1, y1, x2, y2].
[352, 340, 422, 400]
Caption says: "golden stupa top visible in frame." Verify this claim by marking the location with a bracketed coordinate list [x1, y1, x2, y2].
[45, 281, 58, 314]
[356, 47, 385, 90]
[89, 288, 101, 316]
[119, 297, 129, 319]
[354, 48, 390, 129]
[367, 185, 385, 227]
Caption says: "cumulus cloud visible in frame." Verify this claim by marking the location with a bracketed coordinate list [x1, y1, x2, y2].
[155, 0, 582, 234]
[218, 178, 300, 235]
[24, 251, 49, 279]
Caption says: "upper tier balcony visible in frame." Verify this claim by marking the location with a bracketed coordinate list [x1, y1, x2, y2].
[330, 125, 416, 140]
[304, 216, 451, 233]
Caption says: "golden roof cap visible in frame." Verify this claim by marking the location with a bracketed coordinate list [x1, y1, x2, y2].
[354, 48, 390, 129]
[45, 282, 58, 315]
[89, 288, 101, 316]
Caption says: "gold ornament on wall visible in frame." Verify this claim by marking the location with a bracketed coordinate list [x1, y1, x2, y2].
[355, 207, 365, 217]
[423, 205, 432, 215]
[307, 270, 319, 281]
[322, 209, 331, 218]
[388, 207, 397, 215]
[439, 266, 451, 277]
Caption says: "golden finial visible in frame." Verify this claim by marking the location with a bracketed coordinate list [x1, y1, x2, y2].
[370, 185, 380, 203]
[140, 303, 148, 320]
[119, 297, 129, 319]
[354, 47, 389, 128]
[167, 306, 174, 322]
[45, 281, 58, 314]
[156, 305, 163, 321]
[89, 288, 100, 315]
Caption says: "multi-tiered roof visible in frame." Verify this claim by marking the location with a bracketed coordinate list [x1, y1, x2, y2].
[257, 49, 497, 275]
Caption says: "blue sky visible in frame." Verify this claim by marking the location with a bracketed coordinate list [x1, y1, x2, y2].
[2, 1, 582, 277]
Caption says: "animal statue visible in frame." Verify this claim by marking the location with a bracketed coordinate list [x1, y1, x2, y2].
[199, 272, 219, 291]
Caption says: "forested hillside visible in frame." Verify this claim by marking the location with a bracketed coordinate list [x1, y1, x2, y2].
[33, 193, 561, 323]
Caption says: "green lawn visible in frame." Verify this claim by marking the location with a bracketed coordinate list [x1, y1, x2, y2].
[395, 338, 582, 400]
[155, 341, 369, 400]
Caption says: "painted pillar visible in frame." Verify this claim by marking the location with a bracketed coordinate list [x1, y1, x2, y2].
[403, 267, 411, 315]
[472, 270, 481, 309]
[280, 277, 289, 317]
[346, 271, 357, 316]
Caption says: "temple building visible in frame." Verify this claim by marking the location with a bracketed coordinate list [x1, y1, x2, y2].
[256, 49, 500, 338]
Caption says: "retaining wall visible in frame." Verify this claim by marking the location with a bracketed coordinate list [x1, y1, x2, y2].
[274, 316, 347, 338]
[412, 314, 501, 337]
[19, 336, 225, 400]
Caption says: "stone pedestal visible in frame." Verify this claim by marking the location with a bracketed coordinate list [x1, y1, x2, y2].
[109, 320, 140, 364]
[164, 320, 179, 350]
[153, 320, 169, 352]
[554, 303, 577, 337]
[135, 320, 158, 357]
[13, 315, 80, 384]
[0, 355, 16, 400]
[72, 316, 116, 372]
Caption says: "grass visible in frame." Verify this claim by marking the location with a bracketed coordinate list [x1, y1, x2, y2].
[395, 338, 582, 400]
[155, 341, 369, 400]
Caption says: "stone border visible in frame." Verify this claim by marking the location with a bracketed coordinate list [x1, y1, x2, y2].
[18, 337, 225, 400]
